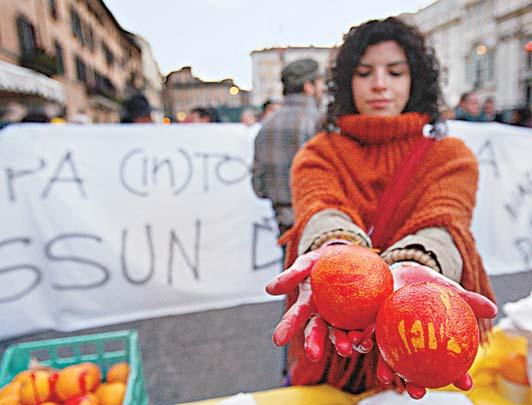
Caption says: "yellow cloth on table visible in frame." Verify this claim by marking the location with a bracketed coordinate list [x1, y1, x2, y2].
[183, 328, 529, 405]
[438, 327, 529, 404]
[183, 384, 372, 404]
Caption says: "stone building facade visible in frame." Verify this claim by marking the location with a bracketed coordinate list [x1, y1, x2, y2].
[401, 0, 531, 110]
[0, 0, 147, 122]
[164, 66, 249, 122]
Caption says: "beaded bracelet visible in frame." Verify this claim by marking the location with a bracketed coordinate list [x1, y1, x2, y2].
[310, 229, 366, 251]
[381, 247, 441, 273]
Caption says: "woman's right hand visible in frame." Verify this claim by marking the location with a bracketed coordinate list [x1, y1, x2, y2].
[265, 242, 375, 362]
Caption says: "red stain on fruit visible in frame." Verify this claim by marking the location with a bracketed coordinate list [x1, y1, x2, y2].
[310, 245, 394, 330]
[376, 281, 479, 388]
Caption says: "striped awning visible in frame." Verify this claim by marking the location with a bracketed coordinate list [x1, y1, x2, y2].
[0, 60, 65, 104]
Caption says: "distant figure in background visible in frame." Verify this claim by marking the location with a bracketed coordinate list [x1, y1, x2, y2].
[261, 98, 282, 121]
[0, 106, 11, 129]
[20, 110, 50, 123]
[252, 58, 323, 237]
[190, 107, 220, 123]
[121, 94, 153, 123]
[479, 97, 496, 122]
[70, 110, 92, 124]
[440, 104, 455, 121]
[454, 91, 481, 122]
[509, 106, 532, 128]
[240, 106, 260, 126]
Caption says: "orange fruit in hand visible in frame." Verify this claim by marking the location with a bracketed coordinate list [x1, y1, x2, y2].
[95, 382, 126, 405]
[106, 362, 129, 384]
[54, 363, 101, 402]
[376, 282, 479, 388]
[310, 245, 394, 330]
[500, 353, 529, 386]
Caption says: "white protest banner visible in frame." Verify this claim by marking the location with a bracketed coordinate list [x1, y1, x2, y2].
[0, 124, 282, 340]
[449, 121, 532, 276]
[0, 121, 530, 340]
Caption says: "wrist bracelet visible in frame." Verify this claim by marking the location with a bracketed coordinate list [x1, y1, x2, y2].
[381, 247, 441, 273]
[310, 229, 366, 251]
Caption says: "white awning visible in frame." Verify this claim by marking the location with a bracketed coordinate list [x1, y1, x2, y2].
[0, 60, 65, 104]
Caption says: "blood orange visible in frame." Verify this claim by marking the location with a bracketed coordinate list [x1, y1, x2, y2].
[375, 281, 479, 388]
[310, 245, 393, 330]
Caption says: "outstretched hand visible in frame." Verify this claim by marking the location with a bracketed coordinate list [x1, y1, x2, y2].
[265, 242, 375, 362]
[390, 262, 498, 319]
[377, 262, 498, 399]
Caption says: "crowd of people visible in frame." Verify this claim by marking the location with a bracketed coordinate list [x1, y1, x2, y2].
[447, 91, 531, 127]
[0, 93, 283, 129]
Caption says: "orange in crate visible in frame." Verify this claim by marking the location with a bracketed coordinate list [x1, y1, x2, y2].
[310, 245, 394, 329]
[376, 282, 479, 388]
[95, 382, 126, 405]
[0, 381, 21, 400]
[0, 396, 20, 405]
[63, 393, 100, 405]
[54, 363, 101, 402]
[20, 371, 53, 405]
[106, 363, 129, 384]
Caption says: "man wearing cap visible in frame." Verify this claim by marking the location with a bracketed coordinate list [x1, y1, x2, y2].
[252, 58, 324, 237]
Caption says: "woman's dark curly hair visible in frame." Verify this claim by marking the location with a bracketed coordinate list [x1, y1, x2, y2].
[325, 17, 442, 129]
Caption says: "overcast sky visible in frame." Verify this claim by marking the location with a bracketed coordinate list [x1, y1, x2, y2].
[104, 0, 435, 90]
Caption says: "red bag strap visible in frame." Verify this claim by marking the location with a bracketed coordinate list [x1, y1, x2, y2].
[369, 135, 436, 248]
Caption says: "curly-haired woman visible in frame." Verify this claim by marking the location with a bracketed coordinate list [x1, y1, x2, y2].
[266, 17, 497, 398]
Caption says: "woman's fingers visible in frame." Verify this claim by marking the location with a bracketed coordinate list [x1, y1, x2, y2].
[405, 382, 426, 399]
[349, 324, 375, 353]
[272, 285, 314, 346]
[304, 315, 328, 362]
[377, 354, 394, 385]
[458, 290, 498, 319]
[265, 251, 320, 295]
[329, 327, 352, 357]
[391, 263, 498, 319]
[453, 373, 473, 391]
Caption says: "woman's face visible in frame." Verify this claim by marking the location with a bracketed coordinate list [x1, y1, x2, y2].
[351, 41, 411, 116]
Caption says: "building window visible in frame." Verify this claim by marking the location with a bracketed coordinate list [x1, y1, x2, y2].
[440, 66, 449, 87]
[54, 41, 64, 75]
[102, 43, 114, 66]
[75, 56, 87, 83]
[17, 16, 36, 56]
[49, 0, 58, 19]
[86, 26, 95, 51]
[466, 44, 494, 90]
[71, 7, 84, 45]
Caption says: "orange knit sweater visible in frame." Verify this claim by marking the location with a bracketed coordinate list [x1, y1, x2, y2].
[279, 112, 495, 393]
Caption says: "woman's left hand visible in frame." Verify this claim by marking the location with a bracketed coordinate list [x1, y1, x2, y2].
[390, 262, 498, 319]
[376, 262, 498, 399]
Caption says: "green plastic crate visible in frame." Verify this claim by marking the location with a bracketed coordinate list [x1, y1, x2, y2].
[0, 330, 148, 405]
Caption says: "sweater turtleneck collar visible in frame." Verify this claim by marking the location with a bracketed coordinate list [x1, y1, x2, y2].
[336, 112, 430, 145]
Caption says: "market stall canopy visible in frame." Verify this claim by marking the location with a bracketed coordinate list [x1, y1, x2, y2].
[0, 60, 65, 104]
